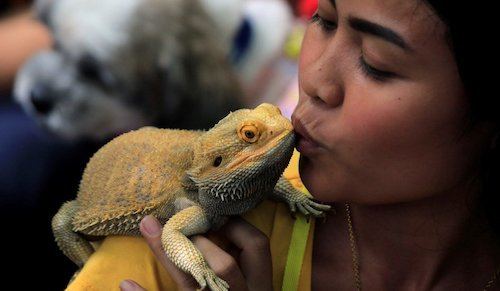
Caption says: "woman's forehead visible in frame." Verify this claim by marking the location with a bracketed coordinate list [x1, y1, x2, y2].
[332, 0, 448, 52]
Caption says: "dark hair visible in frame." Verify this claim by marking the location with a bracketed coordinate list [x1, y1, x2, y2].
[426, 1, 500, 238]
[425, 1, 498, 122]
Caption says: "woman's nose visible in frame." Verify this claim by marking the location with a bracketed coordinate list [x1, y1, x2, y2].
[301, 65, 345, 108]
[299, 29, 349, 108]
[316, 82, 344, 107]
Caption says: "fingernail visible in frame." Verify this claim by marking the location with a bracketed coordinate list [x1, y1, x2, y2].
[119, 280, 136, 291]
[141, 215, 161, 237]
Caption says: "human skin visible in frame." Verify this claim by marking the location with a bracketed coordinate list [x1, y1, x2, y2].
[123, 0, 500, 290]
[121, 215, 273, 291]
[292, 0, 500, 290]
[0, 9, 52, 94]
[293, 0, 492, 205]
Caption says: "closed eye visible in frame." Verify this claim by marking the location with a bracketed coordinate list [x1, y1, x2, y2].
[311, 13, 337, 32]
[358, 55, 398, 82]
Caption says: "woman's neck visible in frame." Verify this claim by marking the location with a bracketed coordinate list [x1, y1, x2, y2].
[314, 184, 500, 290]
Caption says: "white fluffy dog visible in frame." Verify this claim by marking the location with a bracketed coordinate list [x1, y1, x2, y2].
[14, 0, 292, 140]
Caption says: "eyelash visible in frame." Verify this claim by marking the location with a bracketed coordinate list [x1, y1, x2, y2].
[310, 13, 337, 32]
[358, 55, 397, 82]
[358, 56, 397, 82]
[311, 13, 396, 82]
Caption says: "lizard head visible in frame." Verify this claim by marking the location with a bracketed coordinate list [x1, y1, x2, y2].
[184, 103, 295, 215]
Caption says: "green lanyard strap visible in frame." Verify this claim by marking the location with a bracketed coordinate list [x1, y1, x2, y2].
[281, 214, 311, 291]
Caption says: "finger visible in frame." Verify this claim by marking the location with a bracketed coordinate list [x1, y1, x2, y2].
[139, 215, 198, 290]
[191, 235, 248, 291]
[222, 218, 273, 291]
[119, 280, 146, 291]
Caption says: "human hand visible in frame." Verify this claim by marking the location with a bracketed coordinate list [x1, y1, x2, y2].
[119, 215, 273, 291]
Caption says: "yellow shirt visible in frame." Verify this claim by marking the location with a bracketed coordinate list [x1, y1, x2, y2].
[67, 152, 314, 291]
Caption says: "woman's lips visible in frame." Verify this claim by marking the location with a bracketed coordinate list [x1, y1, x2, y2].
[292, 118, 322, 154]
[296, 134, 321, 154]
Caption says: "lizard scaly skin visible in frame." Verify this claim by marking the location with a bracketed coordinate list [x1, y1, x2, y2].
[52, 103, 331, 291]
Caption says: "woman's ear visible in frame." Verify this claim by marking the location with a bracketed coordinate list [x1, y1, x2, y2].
[34, 0, 57, 27]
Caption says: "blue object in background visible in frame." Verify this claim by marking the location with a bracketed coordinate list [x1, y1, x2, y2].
[0, 99, 101, 289]
[230, 16, 253, 65]
[1, 102, 63, 207]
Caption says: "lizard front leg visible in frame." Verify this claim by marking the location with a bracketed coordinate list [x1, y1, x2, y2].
[161, 205, 229, 291]
[270, 176, 332, 218]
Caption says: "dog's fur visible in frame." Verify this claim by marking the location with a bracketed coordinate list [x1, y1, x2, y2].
[15, 0, 247, 140]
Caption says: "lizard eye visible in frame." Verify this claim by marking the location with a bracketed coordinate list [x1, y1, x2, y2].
[238, 124, 260, 143]
[213, 156, 223, 167]
[245, 130, 255, 139]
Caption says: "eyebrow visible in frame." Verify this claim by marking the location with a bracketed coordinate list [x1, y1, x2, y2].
[348, 17, 413, 52]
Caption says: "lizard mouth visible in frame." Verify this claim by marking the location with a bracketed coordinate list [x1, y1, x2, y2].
[226, 131, 295, 170]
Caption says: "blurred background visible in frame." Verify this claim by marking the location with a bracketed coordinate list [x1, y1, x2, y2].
[0, 0, 317, 288]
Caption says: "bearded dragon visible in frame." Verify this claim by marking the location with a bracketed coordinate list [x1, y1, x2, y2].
[52, 103, 330, 291]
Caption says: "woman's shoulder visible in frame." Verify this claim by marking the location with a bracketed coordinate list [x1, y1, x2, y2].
[66, 235, 176, 290]
[66, 201, 299, 291]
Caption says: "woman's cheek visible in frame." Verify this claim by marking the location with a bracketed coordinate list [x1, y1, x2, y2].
[333, 92, 464, 202]
[340, 97, 414, 157]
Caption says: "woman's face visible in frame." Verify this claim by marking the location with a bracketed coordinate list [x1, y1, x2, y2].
[292, 0, 491, 204]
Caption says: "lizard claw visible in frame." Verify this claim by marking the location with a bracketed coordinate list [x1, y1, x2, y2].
[289, 202, 297, 219]
[290, 197, 331, 218]
[194, 268, 229, 291]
